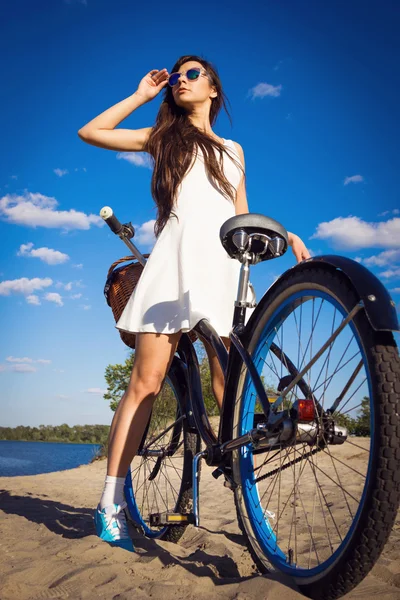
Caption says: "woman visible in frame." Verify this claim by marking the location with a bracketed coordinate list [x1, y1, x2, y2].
[78, 55, 310, 551]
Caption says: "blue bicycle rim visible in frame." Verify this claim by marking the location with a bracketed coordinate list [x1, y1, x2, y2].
[238, 289, 374, 578]
[124, 470, 168, 539]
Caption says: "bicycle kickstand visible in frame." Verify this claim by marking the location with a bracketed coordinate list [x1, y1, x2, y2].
[192, 450, 207, 527]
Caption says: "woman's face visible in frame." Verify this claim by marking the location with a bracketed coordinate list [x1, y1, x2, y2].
[170, 61, 217, 107]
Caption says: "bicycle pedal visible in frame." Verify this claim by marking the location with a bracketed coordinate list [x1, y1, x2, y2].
[223, 478, 237, 491]
[212, 467, 224, 479]
[149, 512, 195, 527]
[212, 466, 237, 491]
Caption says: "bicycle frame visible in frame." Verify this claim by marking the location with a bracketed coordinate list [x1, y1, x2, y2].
[113, 221, 361, 466]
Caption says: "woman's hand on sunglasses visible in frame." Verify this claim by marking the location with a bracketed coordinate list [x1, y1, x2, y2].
[135, 69, 169, 103]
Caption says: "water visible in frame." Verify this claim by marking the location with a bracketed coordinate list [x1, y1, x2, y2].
[0, 441, 102, 477]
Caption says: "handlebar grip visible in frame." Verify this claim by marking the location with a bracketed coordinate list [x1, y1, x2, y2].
[100, 206, 123, 235]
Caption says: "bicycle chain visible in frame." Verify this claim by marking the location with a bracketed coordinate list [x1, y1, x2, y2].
[254, 445, 323, 484]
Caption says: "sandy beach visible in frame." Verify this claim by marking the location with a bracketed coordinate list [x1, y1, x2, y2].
[0, 444, 399, 600]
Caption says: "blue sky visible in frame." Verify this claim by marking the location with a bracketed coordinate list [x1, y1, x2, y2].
[0, 0, 399, 427]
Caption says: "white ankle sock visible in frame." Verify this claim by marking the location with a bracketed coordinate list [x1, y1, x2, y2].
[99, 475, 126, 510]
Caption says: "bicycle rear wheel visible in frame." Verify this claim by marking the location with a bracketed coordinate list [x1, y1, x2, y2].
[231, 265, 400, 599]
[124, 361, 200, 542]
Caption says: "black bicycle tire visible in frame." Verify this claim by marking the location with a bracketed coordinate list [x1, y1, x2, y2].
[231, 265, 400, 599]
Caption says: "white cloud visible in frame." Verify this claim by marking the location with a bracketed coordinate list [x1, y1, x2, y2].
[248, 83, 282, 99]
[81, 304, 91, 310]
[57, 394, 69, 400]
[379, 209, 399, 217]
[133, 219, 157, 246]
[17, 242, 69, 265]
[117, 152, 153, 169]
[86, 387, 106, 395]
[70, 293, 82, 299]
[73, 263, 83, 268]
[363, 249, 400, 267]
[0, 277, 53, 296]
[311, 216, 400, 249]
[7, 356, 33, 363]
[0, 191, 104, 230]
[26, 294, 41, 305]
[390, 288, 400, 293]
[344, 175, 364, 186]
[44, 292, 63, 306]
[379, 267, 400, 279]
[55, 280, 84, 291]
[54, 168, 69, 177]
[6, 356, 50, 365]
[11, 364, 37, 373]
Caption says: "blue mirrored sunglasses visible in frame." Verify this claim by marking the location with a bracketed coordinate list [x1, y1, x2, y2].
[168, 67, 207, 87]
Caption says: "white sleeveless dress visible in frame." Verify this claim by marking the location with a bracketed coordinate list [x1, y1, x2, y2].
[116, 139, 254, 338]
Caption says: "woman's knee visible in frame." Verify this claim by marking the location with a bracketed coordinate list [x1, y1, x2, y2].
[127, 331, 182, 397]
[128, 368, 164, 397]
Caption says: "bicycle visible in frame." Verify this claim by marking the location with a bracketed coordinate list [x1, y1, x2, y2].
[100, 206, 400, 600]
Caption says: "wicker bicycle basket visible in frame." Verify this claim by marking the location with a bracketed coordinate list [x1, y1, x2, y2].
[104, 255, 197, 349]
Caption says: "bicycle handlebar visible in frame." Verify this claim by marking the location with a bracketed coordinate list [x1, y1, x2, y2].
[100, 206, 123, 235]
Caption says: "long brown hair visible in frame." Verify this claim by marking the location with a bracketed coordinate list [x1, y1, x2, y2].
[144, 55, 245, 238]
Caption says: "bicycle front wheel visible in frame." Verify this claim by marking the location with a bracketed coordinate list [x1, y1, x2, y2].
[231, 265, 400, 599]
[124, 362, 200, 542]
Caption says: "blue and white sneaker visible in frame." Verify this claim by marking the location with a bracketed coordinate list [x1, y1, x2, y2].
[94, 501, 135, 551]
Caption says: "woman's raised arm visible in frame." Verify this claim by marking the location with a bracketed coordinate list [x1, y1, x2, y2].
[77, 68, 169, 152]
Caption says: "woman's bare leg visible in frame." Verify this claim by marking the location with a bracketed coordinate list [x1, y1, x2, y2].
[106, 330, 228, 477]
[201, 335, 231, 413]
[106, 331, 182, 478]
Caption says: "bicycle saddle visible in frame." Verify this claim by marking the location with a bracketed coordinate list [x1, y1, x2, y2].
[220, 213, 289, 262]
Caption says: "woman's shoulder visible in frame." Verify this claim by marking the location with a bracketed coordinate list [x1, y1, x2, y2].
[228, 140, 245, 167]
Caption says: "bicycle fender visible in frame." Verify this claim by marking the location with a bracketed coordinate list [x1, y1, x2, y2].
[246, 255, 399, 333]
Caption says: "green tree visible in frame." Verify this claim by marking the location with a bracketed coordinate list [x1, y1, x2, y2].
[0, 424, 109, 446]
[199, 351, 219, 416]
[353, 396, 371, 437]
[104, 353, 135, 412]
[333, 412, 357, 435]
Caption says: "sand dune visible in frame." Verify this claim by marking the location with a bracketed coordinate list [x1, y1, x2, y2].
[0, 448, 399, 600]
